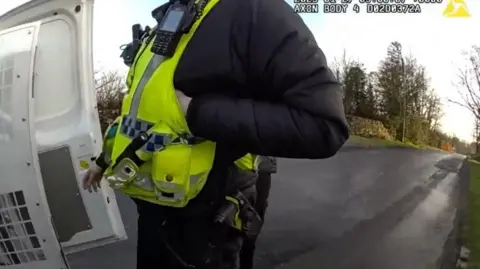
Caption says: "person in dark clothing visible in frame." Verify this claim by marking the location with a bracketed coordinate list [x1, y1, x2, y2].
[240, 172, 272, 269]
[83, 0, 349, 268]
[240, 156, 276, 269]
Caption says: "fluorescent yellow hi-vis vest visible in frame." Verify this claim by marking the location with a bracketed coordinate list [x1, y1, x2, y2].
[104, 0, 255, 208]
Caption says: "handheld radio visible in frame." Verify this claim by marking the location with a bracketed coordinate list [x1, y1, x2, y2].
[151, 0, 199, 57]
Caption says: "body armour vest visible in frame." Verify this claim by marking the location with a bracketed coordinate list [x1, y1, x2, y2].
[103, 0, 256, 208]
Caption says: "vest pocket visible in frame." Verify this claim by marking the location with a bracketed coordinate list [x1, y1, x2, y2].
[151, 144, 193, 205]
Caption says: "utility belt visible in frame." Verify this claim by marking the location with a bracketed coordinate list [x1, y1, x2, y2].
[98, 125, 263, 268]
[161, 190, 263, 268]
[100, 118, 262, 236]
[106, 138, 262, 235]
[214, 165, 263, 238]
[102, 117, 213, 208]
[150, 186, 262, 269]
[215, 188, 263, 239]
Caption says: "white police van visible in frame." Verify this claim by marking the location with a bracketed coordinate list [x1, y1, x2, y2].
[0, 0, 126, 268]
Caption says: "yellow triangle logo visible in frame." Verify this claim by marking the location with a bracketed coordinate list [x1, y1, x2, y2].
[443, 0, 471, 18]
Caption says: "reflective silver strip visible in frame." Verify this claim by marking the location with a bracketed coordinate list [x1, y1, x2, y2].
[107, 173, 156, 191]
[155, 181, 178, 190]
[189, 173, 205, 185]
[134, 174, 156, 191]
[129, 54, 165, 117]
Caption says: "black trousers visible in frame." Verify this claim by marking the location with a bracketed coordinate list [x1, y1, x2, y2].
[239, 172, 272, 269]
[134, 198, 245, 269]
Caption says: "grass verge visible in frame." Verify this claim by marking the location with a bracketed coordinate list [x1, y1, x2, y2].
[466, 160, 480, 268]
[349, 135, 421, 149]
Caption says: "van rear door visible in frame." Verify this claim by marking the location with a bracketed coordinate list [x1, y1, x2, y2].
[0, 21, 70, 269]
[0, 0, 127, 255]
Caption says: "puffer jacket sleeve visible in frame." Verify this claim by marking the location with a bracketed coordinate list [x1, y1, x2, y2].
[186, 0, 349, 159]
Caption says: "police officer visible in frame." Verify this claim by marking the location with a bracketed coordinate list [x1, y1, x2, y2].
[240, 156, 276, 269]
[83, 0, 349, 268]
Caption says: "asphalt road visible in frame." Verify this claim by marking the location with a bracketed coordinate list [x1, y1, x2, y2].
[67, 146, 466, 269]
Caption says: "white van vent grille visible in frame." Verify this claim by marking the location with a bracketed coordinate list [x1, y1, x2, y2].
[0, 191, 46, 266]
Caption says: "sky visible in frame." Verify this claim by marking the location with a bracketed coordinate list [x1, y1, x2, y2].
[0, 0, 479, 142]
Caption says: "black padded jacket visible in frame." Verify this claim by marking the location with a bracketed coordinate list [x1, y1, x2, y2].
[174, 0, 349, 160]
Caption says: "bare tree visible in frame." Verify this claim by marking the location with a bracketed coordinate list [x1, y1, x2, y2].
[422, 88, 443, 131]
[95, 70, 126, 133]
[450, 46, 480, 119]
[448, 46, 480, 151]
